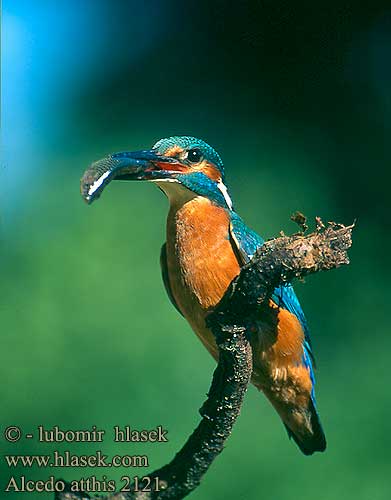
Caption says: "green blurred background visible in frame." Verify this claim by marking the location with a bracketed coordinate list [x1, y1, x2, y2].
[1, 1, 390, 499]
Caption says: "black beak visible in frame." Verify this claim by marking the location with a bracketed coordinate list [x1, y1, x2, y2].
[80, 150, 176, 204]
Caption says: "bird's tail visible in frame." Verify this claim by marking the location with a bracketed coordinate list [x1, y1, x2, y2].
[263, 388, 327, 456]
[283, 399, 326, 455]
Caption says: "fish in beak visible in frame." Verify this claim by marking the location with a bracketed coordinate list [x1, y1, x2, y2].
[80, 150, 182, 204]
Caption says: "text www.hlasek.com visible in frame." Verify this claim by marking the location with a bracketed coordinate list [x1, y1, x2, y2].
[5, 450, 149, 468]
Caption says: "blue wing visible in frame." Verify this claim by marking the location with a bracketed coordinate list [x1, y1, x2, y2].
[229, 211, 316, 396]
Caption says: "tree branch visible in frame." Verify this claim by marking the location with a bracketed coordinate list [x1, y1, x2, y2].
[55, 220, 354, 500]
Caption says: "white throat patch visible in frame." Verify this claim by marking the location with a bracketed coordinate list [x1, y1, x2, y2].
[154, 179, 198, 207]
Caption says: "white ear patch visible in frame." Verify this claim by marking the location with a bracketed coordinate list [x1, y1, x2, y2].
[217, 180, 233, 210]
[88, 170, 111, 197]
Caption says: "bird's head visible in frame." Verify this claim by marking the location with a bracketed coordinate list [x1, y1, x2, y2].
[81, 136, 233, 210]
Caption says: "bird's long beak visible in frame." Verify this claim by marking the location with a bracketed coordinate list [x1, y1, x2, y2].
[80, 150, 181, 204]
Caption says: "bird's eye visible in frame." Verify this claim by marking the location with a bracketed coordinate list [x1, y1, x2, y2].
[187, 148, 203, 163]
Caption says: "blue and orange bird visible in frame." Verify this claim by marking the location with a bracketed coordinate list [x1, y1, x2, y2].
[81, 136, 326, 455]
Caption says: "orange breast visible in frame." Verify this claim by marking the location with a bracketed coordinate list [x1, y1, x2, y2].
[165, 196, 240, 356]
[166, 196, 240, 311]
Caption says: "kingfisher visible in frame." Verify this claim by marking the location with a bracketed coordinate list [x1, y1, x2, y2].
[81, 136, 326, 455]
